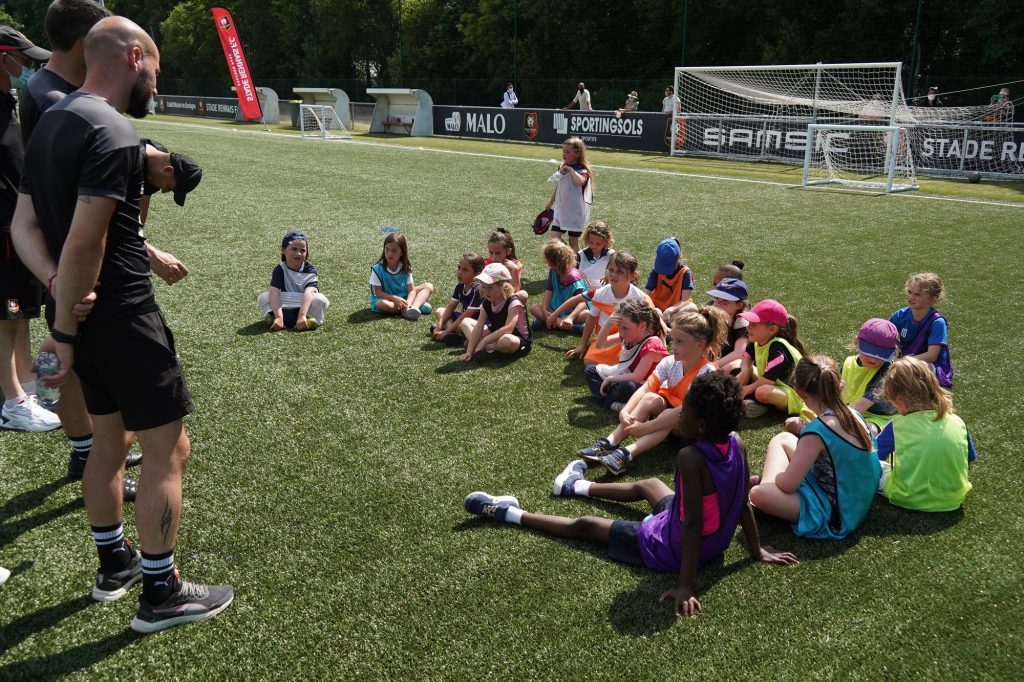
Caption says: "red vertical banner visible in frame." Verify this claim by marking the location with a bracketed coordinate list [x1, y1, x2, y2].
[211, 7, 263, 121]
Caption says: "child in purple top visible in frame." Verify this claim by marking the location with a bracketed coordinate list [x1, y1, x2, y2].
[464, 373, 797, 618]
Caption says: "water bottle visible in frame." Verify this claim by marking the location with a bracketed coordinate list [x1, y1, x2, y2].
[34, 351, 60, 411]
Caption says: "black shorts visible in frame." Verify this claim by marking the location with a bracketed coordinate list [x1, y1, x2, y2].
[0, 232, 43, 319]
[74, 310, 193, 431]
[551, 224, 583, 237]
[607, 494, 674, 567]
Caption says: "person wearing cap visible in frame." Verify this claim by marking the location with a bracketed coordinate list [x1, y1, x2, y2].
[258, 231, 329, 331]
[925, 86, 942, 107]
[139, 138, 201, 286]
[785, 318, 899, 437]
[459, 262, 532, 362]
[645, 237, 694, 326]
[708, 278, 751, 379]
[737, 299, 808, 419]
[0, 25, 60, 433]
[613, 90, 639, 118]
[11, 16, 233, 634]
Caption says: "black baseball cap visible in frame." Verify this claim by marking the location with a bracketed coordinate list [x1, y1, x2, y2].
[0, 26, 51, 61]
[170, 152, 202, 206]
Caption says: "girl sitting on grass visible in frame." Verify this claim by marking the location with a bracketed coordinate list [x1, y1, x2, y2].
[485, 228, 527, 301]
[530, 239, 589, 334]
[738, 299, 807, 419]
[464, 372, 798, 619]
[577, 306, 728, 476]
[875, 356, 974, 512]
[707, 278, 750, 380]
[889, 272, 954, 387]
[432, 253, 485, 345]
[551, 251, 648, 365]
[370, 232, 434, 321]
[459, 263, 532, 362]
[258, 231, 330, 331]
[749, 356, 880, 540]
[576, 221, 615, 287]
[583, 299, 668, 413]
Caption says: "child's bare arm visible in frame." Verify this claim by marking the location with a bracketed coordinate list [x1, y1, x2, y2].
[739, 445, 799, 565]
[659, 446, 704, 618]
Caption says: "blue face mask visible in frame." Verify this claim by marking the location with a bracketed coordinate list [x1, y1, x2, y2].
[10, 65, 34, 90]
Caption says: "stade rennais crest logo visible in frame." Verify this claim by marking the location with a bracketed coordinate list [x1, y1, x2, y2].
[218, 16, 231, 31]
[523, 112, 539, 140]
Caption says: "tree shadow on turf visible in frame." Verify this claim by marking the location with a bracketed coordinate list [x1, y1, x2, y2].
[435, 352, 522, 374]
[0, 480, 82, 550]
[0, 595, 94, 659]
[346, 309, 385, 324]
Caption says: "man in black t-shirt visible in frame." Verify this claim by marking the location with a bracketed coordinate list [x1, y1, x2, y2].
[11, 16, 232, 635]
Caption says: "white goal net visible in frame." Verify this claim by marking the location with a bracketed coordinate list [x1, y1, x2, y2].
[802, 124, 917, 193]
[299, 104, 352, 140]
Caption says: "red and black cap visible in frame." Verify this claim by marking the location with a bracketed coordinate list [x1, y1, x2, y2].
[0, 26, 51, 62]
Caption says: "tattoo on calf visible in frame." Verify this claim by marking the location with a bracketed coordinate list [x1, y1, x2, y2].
[160, 501, 172, 542]
[77, 195, 92, 203]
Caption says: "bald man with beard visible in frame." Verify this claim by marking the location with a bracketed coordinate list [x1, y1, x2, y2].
[11, 16, 232, 634]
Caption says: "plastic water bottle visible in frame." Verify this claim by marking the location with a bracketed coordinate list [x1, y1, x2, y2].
[34, 351, 60, 411]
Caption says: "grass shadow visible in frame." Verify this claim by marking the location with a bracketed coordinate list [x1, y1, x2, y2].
[0, 626, 139, 680]
[0, 480, 83, 550]
[565, 397, 618, 431]
[559, 359, 587, 388]
[435, 352, 523, 375]
[236, 320, 270, 336]
[346, 309, 384, 324]
[523, 279, 547, 298]
[0, 595, 94, 658]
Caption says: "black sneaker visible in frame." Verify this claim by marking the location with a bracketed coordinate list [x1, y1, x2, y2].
[68, 449, 143, 479]
[92, 550, 143, 602]
[130, 573, 234, 634]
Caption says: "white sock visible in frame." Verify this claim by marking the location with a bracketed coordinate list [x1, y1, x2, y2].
[504, 507, 524, 525]
[573, 480, 592, 497]
[4, 397, 23, 409]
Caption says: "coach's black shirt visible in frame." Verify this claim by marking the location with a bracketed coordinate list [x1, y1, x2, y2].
[19, 67, 76, 145]
[0, 91, 23, 227]
[21, 91, 155, 324]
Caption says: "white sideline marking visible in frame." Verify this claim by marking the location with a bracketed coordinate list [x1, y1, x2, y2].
[138, 119, 1024, 210]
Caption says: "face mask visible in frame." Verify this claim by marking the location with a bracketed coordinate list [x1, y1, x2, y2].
[10, 65, 33, 90]
[927, 94, 935, 101]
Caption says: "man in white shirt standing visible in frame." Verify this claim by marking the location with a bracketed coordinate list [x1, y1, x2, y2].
[564, 82, 592, 111]
[662, 86, 679, 114]
[501, 82, 518, 108]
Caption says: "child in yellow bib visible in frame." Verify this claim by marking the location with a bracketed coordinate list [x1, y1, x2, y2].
[738, 300, 807, 419]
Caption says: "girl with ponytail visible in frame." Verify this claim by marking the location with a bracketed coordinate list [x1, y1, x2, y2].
[749, 355, 881, 540]
[577, 306, 728, 476]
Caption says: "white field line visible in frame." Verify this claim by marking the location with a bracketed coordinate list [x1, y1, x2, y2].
[139, 119, 1024, 210]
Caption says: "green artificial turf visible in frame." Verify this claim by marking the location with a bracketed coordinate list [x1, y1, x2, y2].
[1, 119, 1021, 680]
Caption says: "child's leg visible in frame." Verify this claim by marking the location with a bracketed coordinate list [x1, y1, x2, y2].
[520, 512, 613, 543]
[589, 478, 672, 506]
[374, 299, 400, 315]
[748, 432, 801, 522]
[753, 384, 790, 412]
[583, 364, 605, 402]
[410, 283, 434, 309]
[457, 316, 477, 338]
[606, 380, 640, 407]
[624, 428, 672, 460]
[528, 303, 546, 321]
[14, 320, 34, 385]
[307, 293, 330, 324]
[494, 334, 523, 354]
[609, 394, 662, 443]
[561, 301, 588, 326]
[257, 291, 272, 316]
[567, 234, 580, 251]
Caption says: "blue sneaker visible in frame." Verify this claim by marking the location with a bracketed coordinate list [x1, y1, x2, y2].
[578, 437, 615, 461]
[599, 446, 631, 476]
[464, 492, 520, 522]
[553, 460, 587, 497]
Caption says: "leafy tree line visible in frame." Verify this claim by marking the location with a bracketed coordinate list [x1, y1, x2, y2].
[1, 0, 1020, 107]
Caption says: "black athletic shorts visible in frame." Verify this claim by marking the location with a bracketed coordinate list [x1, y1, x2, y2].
[74, 310, 193, 431]
[607, 494, 674, 567]
[0, 231, 42, 319]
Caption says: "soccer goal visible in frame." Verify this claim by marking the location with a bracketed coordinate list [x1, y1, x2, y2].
[802, 124, 918, 193]
[299, 104, 352, 140]
[672, 62, 906, 163]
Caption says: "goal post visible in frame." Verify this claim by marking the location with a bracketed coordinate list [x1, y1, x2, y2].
[802, 124, 918, 193]
[299, 104, 352, 140]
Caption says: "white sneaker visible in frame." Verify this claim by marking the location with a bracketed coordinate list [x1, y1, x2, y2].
[1, 395, 62, 432]
[0, 566, 9, 587]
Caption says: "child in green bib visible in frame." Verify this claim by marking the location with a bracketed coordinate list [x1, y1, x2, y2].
[875, 357, 974, 512]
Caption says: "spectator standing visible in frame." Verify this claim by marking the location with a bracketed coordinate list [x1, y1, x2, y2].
[501, 82, 518, 108]
[925, 86, 942, 107]
[564, 82, 592, 111]
[662, 86, 679, 114]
